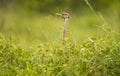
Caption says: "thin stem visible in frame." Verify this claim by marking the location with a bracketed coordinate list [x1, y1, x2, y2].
[85, 0, 102, 23]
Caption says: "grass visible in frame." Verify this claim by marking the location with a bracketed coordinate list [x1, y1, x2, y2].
[0, 28, 120, 76]
[0, 1, 120, 75]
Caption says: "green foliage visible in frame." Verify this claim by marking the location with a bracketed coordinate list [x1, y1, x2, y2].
[0, 28, 120, 76]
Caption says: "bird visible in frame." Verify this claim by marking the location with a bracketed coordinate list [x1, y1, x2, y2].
[56, 12, 70, 40]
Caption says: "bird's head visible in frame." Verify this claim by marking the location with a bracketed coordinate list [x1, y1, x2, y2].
[56, 12, 69, 19]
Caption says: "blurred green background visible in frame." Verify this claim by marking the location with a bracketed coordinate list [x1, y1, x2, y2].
[0, 0, 120, 47]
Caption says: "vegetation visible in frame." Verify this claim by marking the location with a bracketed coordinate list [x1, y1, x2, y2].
[0, 26, 120, 76]
[0, 0, 120, 76]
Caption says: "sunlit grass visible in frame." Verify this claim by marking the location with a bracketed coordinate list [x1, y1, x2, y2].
[0, 29, 120, 76]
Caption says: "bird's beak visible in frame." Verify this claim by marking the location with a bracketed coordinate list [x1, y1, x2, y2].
[55, 13, 62, 17]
